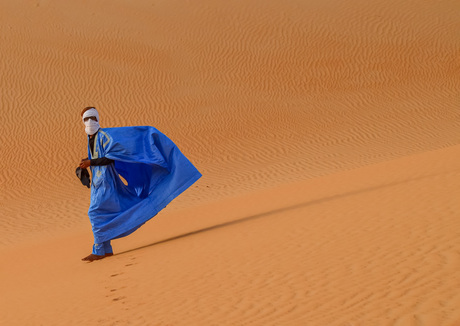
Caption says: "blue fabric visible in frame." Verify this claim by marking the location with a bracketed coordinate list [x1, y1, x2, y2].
[92, 241, 113, 256]
[87, 126, 202, 244]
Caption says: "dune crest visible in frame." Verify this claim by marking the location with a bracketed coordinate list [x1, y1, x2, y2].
[1, 0, 460, 324]
[1, 0, 459, 244]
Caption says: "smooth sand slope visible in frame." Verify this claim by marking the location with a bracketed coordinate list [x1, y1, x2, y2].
[1, 0, 459, 325]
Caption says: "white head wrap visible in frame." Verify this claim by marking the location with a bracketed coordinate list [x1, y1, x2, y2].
[82, 108, 100, 123]
[82, 108, 100, 135]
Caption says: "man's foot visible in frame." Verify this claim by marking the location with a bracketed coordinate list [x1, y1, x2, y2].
[105, 253, 113, 257]
[81, 254, 106, 262]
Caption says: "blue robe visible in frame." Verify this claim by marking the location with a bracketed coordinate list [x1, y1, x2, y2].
[87, 126, 201, 244]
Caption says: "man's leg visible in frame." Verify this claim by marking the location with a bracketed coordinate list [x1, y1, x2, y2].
[92, 242, 106, 256]
[103, 241, 113, 257]
[82, 241, 113, 261]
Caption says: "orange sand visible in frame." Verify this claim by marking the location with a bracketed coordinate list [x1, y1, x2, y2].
[1, 0, 459, 325]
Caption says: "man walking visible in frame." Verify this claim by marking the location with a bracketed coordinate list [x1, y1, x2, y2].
[79, 107, 201, 262]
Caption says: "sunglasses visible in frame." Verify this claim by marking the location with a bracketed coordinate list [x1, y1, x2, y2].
[83, 116, 98, 122]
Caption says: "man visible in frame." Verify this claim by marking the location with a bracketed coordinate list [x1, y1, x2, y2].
[79, 107, 201, 262]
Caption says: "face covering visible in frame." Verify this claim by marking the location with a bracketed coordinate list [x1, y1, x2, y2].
[84, 119, 100, 135]
[82, 108, 101, 135]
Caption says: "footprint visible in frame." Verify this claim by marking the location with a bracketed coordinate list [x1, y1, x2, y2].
[110, 273, 123, 277]
[112, 296, 126, 302]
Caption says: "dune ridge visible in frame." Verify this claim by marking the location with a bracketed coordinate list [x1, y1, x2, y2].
[1, 144, 460, 325]
[1, 0, 460, 324]
[1, 0, 459, 244]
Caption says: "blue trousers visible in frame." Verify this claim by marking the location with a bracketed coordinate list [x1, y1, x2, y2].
[92, 241, 113, 256]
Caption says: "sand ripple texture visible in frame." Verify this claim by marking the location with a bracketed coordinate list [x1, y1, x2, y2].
[1, 0, 459, 244]
[2, 145, 460, 326]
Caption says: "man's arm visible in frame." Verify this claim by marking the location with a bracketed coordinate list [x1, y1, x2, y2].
[90, 157, 114, 166]
[79, 157, 114, 169]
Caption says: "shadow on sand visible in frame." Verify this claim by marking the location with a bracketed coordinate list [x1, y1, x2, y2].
[117, 170, 455, 256]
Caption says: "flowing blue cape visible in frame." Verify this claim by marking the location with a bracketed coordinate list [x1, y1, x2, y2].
[87, 126, 201, 243]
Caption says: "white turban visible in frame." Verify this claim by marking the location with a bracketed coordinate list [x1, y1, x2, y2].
[82, 108, 100, 123]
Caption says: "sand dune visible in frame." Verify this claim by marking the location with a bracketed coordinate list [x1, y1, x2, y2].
[2, 145, 460, 325]
[1, 0, 459, 241]
[1, 0, 459, 324]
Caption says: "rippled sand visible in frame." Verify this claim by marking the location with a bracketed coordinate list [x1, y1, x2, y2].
[1, 0, 459, 325]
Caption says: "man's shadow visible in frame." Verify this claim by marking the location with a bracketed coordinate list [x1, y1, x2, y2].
[117, 170, 455, 256]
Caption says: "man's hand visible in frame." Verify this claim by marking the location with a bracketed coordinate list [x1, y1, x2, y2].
[80, 159, 91, 169]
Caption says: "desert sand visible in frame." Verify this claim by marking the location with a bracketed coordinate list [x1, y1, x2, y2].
[1, 0, 459, 325]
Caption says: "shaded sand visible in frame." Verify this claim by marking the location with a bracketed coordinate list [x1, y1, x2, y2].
[1, 0, 460, 325]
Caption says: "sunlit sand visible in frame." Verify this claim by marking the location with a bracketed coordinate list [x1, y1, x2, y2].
[1, 0, 459, 325]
